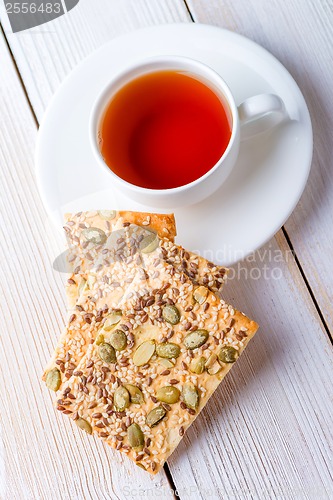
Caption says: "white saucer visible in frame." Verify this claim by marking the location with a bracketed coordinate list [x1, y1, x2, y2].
[36, 23, 312, 266]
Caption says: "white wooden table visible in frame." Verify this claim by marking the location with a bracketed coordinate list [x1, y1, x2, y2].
[0, 1, 332, 498]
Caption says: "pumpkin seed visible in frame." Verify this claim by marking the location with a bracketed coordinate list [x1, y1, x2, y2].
[75, 418, 92, 434]
[95, 333, 105, 346]
[133, 340, 155, 366]
[182, 383, 199, 411]
[156, 342, 180, 359]
[128, 423, 144, 451]
[103, 311, 122, 331]
[109, 329, 127, 351]
[207, 361, 222, 375]
[124, 384, 144, 404]
[98, 210, 117, 220]
[159, 359, 174, 369]
[139, 233, 159, 254]
[156, 386, 180, 404]
[45, 368, 61, 391]
[162, 305, 181, 325]
[193, 286, 209, 305]
[82, 227, 107, 245]
[87, 275, 96, 288]
[189, 356, 206, 374]
[146, 406, 167, 427]
[204, 353, 217, 369]
[184, 329, 209, 350]
[98, 342, 116, 364]
[218, 346, 239, 363]
[78, 277, 87, 296]
[114, 386, 130, 411]
[205, 353, 222, 375]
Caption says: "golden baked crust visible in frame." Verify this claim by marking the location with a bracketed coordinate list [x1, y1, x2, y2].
[118, 211, 176, 240]
[64, 212, 227, 309]
[46, 230, 257, 474]
[43, 212, 255, 475]
[64, 210, 177, 309]
[44, 212, 176, 381]
[44, 215, 228, 384]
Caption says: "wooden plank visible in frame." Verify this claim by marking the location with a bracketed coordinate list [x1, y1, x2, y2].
[0, 1, 190, 497]
[165, 2, 333, 495]
[1, 0, 332, 498]
[0, 23, 187, 500]
[167, 232, 333, 498]
[186, 0, 333, 333]
[0, 0, 191, 122]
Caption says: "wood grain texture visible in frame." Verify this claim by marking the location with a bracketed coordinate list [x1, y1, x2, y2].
[167, 233, 333, 498]
[186, 0, 333, 333]
[0, 0, 332, 498]
[0, 4, 192, 497]
[0, 0, 190, 122]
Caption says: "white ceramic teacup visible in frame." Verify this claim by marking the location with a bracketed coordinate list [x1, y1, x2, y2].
[90, 56, 286, 208]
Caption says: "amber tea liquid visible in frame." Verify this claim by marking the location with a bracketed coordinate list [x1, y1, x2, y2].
[99, 70, 232, 190]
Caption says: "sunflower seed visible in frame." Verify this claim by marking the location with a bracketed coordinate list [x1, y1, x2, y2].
[207, 361, 222, 375]
[159, 359, 174, 369]
[95, 333, 105, 346]
[204, 353, 217, 369]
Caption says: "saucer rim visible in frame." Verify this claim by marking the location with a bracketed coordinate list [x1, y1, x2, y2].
[35, 23, 313, 266]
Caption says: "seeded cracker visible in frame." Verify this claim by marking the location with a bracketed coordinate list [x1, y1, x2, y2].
[44, 211, 177, 386]
[65, 211, 227, 308]
[44, 213, 228, 388]
[53, 239, 258, 474]
[64, 211, 177, 309]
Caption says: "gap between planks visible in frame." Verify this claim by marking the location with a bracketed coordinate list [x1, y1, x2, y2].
[182, 0, 195, 21]
[1, 0, 330, 404]
[0, 23, 39, 128]
[0, 1, 331, 495]
[2, 0, 326, 350]
[1, 0, 330, 384]
[185, 0, 333, 342]
[0, 23, 178, 500]
[0, 6, 187, 498]
[281, 226, 332, 345]
[180, 0, 331, 347]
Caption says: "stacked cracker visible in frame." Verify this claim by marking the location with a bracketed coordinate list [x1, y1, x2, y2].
[44, 210, 258, 474]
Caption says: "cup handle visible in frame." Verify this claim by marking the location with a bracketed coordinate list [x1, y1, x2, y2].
[238, 93, 287, 140]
